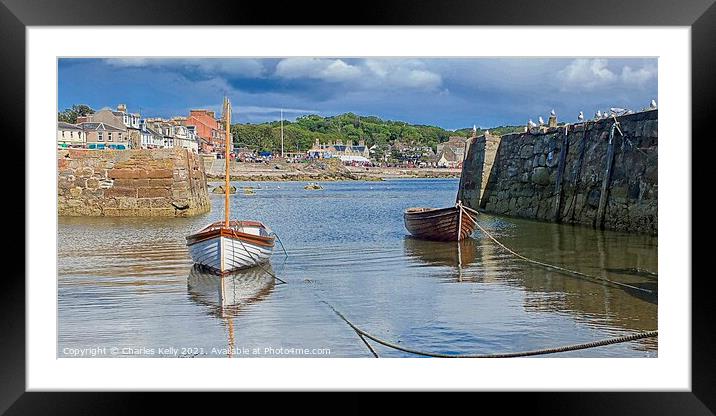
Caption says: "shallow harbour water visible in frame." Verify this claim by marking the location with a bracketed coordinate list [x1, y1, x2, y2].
[58, 178, 657, 358]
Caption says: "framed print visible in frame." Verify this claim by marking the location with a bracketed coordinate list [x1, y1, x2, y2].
[2, 0, 710, 413]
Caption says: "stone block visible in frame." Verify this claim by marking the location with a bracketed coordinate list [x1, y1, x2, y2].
[58, 175, 75, 189]
[138, 187, 171, 198]
[531, 167, 551, 186]
[150, 197, 171, 208]
[117, 197, 138, 209]
[150, 178, 174, 186]
[137, 198, 152, 208]
[147, 168, 174, 179]
[105, 187, 137, 198]
[108, 168, 147, 179]
[519, 145, 533, 159]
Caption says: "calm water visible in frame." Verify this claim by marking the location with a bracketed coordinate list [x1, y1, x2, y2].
[58, 179, 657, 358]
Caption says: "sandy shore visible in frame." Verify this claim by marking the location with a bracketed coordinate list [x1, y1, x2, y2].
[205, 160, 462, 182]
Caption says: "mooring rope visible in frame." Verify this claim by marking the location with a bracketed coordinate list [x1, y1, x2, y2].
[321, 299, 656, 358]
[274, 231, 289, 258]
[229, 228, 287, 284]
[315, 282, 653, 359]
[460, 206, 654, 295]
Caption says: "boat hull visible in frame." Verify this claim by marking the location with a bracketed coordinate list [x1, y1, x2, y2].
[403, 205, 477, 241]
[186, 221, 275, 274]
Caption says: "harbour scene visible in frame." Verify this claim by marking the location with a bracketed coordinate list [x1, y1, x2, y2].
[57, 58, 658, 358]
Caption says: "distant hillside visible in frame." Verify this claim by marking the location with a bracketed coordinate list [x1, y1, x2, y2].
[231, 112, 524, 153]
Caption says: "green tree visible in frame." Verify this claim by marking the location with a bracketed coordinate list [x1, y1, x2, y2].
[58, 104, 95, 124]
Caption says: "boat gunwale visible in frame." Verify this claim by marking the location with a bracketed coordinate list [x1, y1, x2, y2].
[186, 221, 275, 248]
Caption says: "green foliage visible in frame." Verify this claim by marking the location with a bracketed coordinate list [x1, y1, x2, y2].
[58, 104, 95, 124]
[231, 113, 521, 154]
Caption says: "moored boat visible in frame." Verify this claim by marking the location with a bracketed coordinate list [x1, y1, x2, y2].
[186, 220, 275, 274]
[186, 96, 275, 274]
[403, 201, 478, 241]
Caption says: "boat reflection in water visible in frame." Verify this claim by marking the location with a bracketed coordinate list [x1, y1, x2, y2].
[187, 264, 276, 318]
[187, 264, 276, 357]
[403, 236, 479, 281]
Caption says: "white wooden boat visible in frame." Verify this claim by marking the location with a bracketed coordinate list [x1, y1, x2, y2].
[186, 97, 275, 274]
[186, 220, 275, 274]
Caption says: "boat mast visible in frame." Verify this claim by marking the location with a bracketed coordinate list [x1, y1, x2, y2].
[280, 109, 284, 158]
[224, 96, 231, 227]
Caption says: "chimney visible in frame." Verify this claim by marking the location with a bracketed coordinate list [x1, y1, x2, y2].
[548, 115, 557, 128]
[117, 104, 127, 113]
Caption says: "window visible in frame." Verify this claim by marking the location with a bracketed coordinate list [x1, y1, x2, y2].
[98, 132, 103, 142]
[108, 132, 113, 142]
[70, 131, 74, 138]
[61, 131, 65, 138]
[119, 133, 123, 141]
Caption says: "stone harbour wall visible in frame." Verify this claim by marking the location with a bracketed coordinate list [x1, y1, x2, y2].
[458, 110, 657, 235]
[58, 148, 210, 217]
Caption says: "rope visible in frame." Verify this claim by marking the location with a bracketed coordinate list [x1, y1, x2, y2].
[322, 300, 657, 358]
[274, 231, 289, 258]
[461, 206, 654, 295]
[229, 227, 287, 284]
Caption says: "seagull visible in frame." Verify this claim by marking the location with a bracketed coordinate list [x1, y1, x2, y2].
[650, 99, 657, 109]
[577, 111, 584, 122]
[550, 109, 556, 117]
[610, 107, 629, 116]
[538, 116, 544, 125]
[484, 129, 489, 136]
[528, 119, 537, 128]
[595, 110, 602, 119]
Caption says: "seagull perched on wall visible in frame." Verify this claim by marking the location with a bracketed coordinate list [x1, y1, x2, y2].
[528, 119, 537, 128]
[550, 109, 556, 117]
[650, 99, 657, 109]
[538, 116, 544, 125]
[595, 110, 602, 120]
[577, 111, 584, 122]
[609, 107, 630, 116]
[484, 130, 490, 136]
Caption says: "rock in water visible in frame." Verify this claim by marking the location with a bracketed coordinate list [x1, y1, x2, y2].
[211, 185, 237, 194]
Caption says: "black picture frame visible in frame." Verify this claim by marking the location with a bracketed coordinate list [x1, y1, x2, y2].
[1, 0, 709, 413]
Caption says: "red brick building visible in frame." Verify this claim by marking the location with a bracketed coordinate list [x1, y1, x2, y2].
[183, 109, 226, 154]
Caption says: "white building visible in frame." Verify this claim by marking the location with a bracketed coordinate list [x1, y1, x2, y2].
[57, 122, 86, 149]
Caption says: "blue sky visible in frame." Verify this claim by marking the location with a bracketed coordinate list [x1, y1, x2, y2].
[58, 57, 657, 130]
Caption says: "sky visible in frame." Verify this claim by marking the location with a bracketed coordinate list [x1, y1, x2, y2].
[58, 57, 657, 130]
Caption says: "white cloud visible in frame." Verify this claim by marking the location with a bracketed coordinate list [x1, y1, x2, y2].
[556, 58, 657, 92]
[557, 59, 617, 90]
[621, 64, 657, 86]
[363, 59, 442, 90]
[274, 58, 442, 90]
[275, 58, 361, 82]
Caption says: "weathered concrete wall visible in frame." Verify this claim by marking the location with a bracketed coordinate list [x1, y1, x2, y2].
[58, 148, 210, 217]
[458, 110, 657, 235]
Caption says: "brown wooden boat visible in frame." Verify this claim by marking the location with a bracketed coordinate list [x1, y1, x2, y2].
[403, 201, 478, 241]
